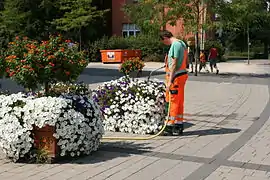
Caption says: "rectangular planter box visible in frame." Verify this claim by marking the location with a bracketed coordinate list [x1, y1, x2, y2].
[32, 125, 59, 159]
[100, 49, 142, 64]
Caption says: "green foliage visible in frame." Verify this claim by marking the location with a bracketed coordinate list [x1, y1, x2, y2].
[88, 34, 166, 62]
[119, 57, 145, 76]
[215, 0, 270, 56]
[0, 50, 5, 78]
[204, 39, 225, 59]
[0, 0, 109, 49]
[0, 0, 59, 40]
[122, 0, 165, 35]
[53, 0, 108, 32]
[4, 35, 88, 90]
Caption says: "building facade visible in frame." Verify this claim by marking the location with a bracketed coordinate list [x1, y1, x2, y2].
[112, 0, 187, 37]
[111, 0, 214, 49]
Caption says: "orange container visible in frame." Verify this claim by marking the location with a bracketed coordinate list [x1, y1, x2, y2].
[100, 49, 123, 63]
[100, 49, 142, 64]
[133, 50, 142, 58]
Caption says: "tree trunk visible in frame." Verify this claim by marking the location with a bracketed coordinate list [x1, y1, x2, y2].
[195, 31, 199, 76]
[79, 28, 82, 51]
[264, 39, 268, 58]
[194, 4, 200, 76]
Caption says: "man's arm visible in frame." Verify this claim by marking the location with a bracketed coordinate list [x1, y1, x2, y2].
[169, 42, 182, 84]
[169, 58, 177, 84]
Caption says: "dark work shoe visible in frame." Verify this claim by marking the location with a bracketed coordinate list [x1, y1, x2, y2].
[163, 126, 173, 136]
[216, 69, 219, 75]
[172, 124, 184, 136]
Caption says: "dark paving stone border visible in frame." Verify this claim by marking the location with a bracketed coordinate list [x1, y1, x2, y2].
[184, 84, 270, 180]
[99, 146, 270, 172]
[153, 74, 270, 85]
[99, 83, 270, 178]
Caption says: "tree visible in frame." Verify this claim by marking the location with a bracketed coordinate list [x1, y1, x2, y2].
[214, 0, 270, 61]
[123, 0, 167, 35]
[165, 0, 214, 75]
[0, 0, 59, 47]
[124, 0, 215, 75]
[52, 0, 109, 49]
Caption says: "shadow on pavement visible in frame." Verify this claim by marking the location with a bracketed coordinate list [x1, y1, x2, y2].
[57, 141, 153, 164]
[188, 72, 270, 78]
[184, 112, 238, 119]
[82, 67, 165, 78]
[183, 127, 241, 136]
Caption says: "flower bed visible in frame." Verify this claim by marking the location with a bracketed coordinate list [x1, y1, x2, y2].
[93, 77, 166, 134]
[0, 35, 104, 163]
[0, 92, 104, 162]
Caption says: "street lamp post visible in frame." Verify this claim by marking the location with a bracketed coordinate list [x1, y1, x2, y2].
[247, 23, 250, 65]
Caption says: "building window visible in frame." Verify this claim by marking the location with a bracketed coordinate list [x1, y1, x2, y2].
[122, 23, 140, 37]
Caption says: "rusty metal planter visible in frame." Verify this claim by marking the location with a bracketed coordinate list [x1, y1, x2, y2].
[32, 125, 59, 159]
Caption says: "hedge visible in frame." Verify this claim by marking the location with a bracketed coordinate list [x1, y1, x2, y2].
[204, 40, 225, 60]
[88, 34, 166, 62]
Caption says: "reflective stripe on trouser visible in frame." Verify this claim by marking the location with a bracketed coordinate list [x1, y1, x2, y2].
[166, 74, 188, 125]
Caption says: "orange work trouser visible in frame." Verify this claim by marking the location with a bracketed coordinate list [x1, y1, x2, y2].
[165, 74, 188, 125]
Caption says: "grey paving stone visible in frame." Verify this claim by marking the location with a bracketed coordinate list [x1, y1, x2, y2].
[155, 161, 202, 180]
[123, 158, 181, 180]
[0, 79, 269, 180]
[95, 157, 159, 180]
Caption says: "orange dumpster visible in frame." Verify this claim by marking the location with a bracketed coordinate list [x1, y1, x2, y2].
[100, 49, 142, 64]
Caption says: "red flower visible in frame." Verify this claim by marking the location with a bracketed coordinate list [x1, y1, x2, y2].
[49, 62, 55, 67]
[9, 72, 15, 77]
[65, 71, 70, 76]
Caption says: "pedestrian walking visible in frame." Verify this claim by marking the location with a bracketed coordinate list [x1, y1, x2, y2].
[208, 45, 219, 74]
[187, 47, 195, 73]
[199, 50, 209, 73]
[160, 30, 188, 136]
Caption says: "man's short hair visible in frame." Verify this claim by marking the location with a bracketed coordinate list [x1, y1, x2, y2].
[159, 30, 173, 40]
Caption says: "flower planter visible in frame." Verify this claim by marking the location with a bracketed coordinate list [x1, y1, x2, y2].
[0, 93, 104, 163]
[32, 125, 59, 159]
[100, 49, 142, 64]
[93, 77, 166, 134]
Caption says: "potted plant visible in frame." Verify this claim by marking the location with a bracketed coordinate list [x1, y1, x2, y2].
[0, 36, 104, 163]
[4, 35, 88, 93]
[119, 57, 145, 78]
[93, 77, 166, 134]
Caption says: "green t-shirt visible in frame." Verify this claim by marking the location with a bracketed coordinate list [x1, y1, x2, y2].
[168, 40, 186, 70]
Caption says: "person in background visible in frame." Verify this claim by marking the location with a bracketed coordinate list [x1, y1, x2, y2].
[199, 50, 209, 73]
[160, 30, 188, 136]
[208, 45, 219, 74]
[187, 47, 194, 73]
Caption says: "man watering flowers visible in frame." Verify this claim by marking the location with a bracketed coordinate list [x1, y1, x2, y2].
[160, 30, 188, 136]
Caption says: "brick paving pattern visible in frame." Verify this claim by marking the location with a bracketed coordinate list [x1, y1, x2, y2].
[0, 62, 270, 179]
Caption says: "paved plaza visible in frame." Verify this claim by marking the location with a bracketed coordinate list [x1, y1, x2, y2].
[0, 60, 270, 180]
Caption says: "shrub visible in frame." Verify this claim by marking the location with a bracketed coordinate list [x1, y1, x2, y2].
[92, 77, 166, 134]
[127, 35, 165, 59]
[0, 51, 5, 78]
[204, 40, 225, 59]
[119, 57, 145, 76]
[4, 35, 89, 91]
[88, 34, 166, 62]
